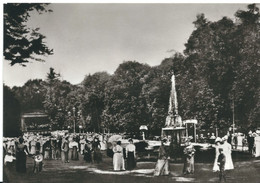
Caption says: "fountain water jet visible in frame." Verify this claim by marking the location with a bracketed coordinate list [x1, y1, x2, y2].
[165, 72, 182, 127]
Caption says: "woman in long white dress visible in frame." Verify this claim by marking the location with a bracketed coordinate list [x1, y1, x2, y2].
[221, 136, 234, 170]
[113, 141, 125, 171]
[154, 139, 169, 176]
[213, 137, 222, 172]
[253, 135, 260, 157]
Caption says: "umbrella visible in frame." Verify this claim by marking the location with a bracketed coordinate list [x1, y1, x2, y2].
[108, 135, 122, 143]
[139, 125, 148, 130]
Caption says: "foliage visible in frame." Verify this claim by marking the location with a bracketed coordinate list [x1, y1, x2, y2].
[43, 68, 77, 130]
[3, 85, 21, 137]
[4, 3, 53, 66]
[12, 79, 46, 112]
[103, 61, 151, 133]
[81, 72, 111, 132]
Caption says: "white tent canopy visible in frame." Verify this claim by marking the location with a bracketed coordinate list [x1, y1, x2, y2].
[183, 119, 198, 125]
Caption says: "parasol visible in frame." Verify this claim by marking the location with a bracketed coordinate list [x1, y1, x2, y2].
[108, 135, 122, 143]
[139, 125, 148, 130]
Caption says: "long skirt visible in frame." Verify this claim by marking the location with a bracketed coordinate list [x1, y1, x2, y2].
[93, 149, 102, 163]
[44, 150, 50, 159]
[127, 152, 136, 170]
[16, 151, 27, 173]
[224, 153, 234, 170]
[40, 146, 43, 154]
[213, 151, 220, 172]
[56, 149, 61, 159]
[31, 145, 36, 155]
[68, 148, 73, 160]
[80, 144, 85, 155]
[113, 153, 125, 171]
[84, 151, 92, 163]
[52, 149, 56, 159]
[100, 142, 107, 150]
[183, 156, 194, 174]
[154, 159, 169, 176]
[255, 137, 260, 157]
[72, 147, 78, 160]
[61, 151, 66, 163]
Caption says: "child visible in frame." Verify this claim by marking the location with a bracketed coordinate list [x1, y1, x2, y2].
[217, 148, 226, 182]
[4, 150, 16, 166]
[33, 150, 43, 173]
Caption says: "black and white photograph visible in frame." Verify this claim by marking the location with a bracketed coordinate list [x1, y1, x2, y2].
[2, 1, 260, 182]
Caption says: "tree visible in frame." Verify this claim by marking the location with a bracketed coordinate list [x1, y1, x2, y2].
[12, 79, 46, 112]
[103, 61, 151, 133]
[4, 3, 53, 66]
[43, 68, 74, 130]
[232, 4, 260, 128]
[3, 85, 21, 137]
[81, 72, 111, 132]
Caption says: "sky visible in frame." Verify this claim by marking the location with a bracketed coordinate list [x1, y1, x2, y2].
[3, 3, 251, 87]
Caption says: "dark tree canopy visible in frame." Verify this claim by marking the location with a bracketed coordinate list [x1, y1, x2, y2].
[4, 85, 21, 137]
[4, 3, 53, 66]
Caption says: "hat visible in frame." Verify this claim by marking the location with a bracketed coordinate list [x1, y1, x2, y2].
[162, 138, 167, 143]
[222, 135, 228, 141]
[252, 132, 257, 137]
[215, 137, 222, 143]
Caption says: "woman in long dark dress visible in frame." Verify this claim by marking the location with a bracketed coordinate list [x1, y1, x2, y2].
[72, 138, 79, 160]
[61, 137, 69, 163]
[92, 137, 102, 163]
[126, 139, 136, 170]
[43, 139, 51, 160]
[84, 140, 92, 163]
[16, 137, 30, 173]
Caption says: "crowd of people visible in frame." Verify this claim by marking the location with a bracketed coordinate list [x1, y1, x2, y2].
[196, 130, 260, 155]
[2, 129, 260, 182]
[3, 131, 138, 173]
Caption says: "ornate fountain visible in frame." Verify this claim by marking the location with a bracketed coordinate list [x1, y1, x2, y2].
[162, 72, 185, 145]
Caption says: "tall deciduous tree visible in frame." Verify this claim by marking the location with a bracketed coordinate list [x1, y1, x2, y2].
[3, 85, 21, 136]
[81, 72, 111, 132]
[103, 61, 150, 133]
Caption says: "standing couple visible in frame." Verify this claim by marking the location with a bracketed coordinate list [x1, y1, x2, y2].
[213, 136, 234, 172]
[113, 139, 136, 171]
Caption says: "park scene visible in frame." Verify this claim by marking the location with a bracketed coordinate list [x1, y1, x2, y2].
[2, 3, 260, 183]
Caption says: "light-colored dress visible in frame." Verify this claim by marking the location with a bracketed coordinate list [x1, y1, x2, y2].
[221, 142, 234, 170]
[154, 145, 169, 176]
[79, 139, 86, 155]
[183, 145, 196, 174]
[254, 136, 260, 157]
[113, 145, 125, 171]
[213, 144, 220, 172]
[30, 140, 36, 155]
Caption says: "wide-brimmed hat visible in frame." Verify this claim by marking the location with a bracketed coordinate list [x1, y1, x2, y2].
[222, 135, 228, 141]
[215, 137, 222, 143]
